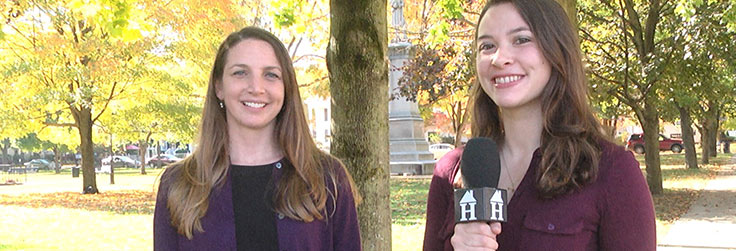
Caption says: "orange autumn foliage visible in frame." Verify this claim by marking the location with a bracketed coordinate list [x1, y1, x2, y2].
[0, 190, 155, 214]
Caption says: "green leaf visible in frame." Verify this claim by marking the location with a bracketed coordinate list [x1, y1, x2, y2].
[273, 7, 296, 28]
[439, 0, 464, 20]
[428, 22, 450, 45]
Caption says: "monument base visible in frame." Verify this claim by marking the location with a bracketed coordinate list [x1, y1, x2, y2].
[390, 160, 436, 175]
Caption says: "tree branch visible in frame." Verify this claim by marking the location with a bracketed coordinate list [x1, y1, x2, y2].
[92, 82, 118, 123]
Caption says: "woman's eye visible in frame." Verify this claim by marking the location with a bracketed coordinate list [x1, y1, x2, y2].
[515, 37, 532, 44]
[233, 70, 246, 76]
[478, 43, 495, 52]
[265, 72, 281, 80]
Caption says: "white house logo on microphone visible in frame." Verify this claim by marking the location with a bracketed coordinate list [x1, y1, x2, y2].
[454, 188, 508, 223]
[490, 190, 505, 221]
[459, 190, 478, 221]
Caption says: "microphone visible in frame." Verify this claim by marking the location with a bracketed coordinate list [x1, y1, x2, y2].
[454, 137, 508, 223]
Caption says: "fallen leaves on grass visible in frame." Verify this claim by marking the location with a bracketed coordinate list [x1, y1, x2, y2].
[0, 190, 155, 215]
[391, 178, 431, 226]
[653, 188, 701, 223]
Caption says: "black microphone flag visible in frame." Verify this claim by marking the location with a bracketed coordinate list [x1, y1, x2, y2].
[454, 138, 508, 223]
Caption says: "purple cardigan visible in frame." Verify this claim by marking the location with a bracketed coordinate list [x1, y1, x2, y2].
[423, 140, 656, 251]
[154, 159, 361, 251]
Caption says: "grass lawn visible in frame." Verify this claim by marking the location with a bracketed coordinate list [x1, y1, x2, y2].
[391, 177, 431, 251]
[0, 151, 732, 250]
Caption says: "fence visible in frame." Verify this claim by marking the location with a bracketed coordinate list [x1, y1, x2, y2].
[0, 164, 28, 185]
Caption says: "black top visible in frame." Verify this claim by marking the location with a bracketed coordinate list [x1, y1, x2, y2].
[231, 161, 279, 251]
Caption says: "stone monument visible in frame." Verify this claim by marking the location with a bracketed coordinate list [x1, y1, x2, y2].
[388, 0, 436, 175]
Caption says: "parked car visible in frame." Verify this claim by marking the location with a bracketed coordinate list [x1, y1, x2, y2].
[429, 143, 455, 160]
[147, 154, 182, 167]
[626, 133, 683, 154]
[24, 159, 55, 170]
[101, 155, 141, 168]
[173, 149, 191, 159]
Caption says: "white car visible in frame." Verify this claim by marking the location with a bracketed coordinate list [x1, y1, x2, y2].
[101, 155, 141, 168]
[429, 143, 455, 160]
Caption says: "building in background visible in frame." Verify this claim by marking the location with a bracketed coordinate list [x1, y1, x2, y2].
[304, 96, 332, 151]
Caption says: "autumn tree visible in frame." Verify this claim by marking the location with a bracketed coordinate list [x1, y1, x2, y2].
[394, 42, 473, 146]
[579, 0, 677, 194]
[389, 0, 482, 146]
[1, 0, 166, 193]
[328, 0, 390, 249]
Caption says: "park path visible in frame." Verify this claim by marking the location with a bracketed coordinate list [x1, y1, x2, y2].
[658, 155, 736, 250]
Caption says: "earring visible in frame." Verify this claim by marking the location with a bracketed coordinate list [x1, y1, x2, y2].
[219, 100, 224, 109]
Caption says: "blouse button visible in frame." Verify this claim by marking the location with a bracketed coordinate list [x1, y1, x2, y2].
[278, 213, 285, 219]
[547, 223, 555, 231]
[275, 162, 282, 169]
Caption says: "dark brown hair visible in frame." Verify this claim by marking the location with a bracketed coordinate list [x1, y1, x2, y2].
[163, 26, 359, 238]
[470, 0, 604, 198]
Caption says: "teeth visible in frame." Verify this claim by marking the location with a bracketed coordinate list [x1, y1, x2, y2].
[242, 101, 265, 108]
[495, 75, 521, 84]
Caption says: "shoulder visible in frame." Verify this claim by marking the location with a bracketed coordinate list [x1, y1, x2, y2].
[160, 160, 186, 185]
[596, 139, 640, 177]
[318, 154, 354, 191]
[433, 147, 463, 181]
[320, 154, 347, 177]
[157, 158, 194, 195]
[158, 164, 179, 191]
[593, 139, 646, 194]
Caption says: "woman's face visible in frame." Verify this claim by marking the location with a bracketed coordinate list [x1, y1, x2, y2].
[476, 3, 551, 111]
[216, 39, 285, 133]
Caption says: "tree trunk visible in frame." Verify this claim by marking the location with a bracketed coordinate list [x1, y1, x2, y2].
[156, 141, 163, 169]
[709, 105, 720, 157]
[700, 108, 719, 164]
[139, 135, 150, 175]
[109, 132, 115, 185]
[709, 124, 718, 157]
[634, 98, 663, 195]
[328, 0, 391, 249]
[72, 106, 98, 194]
[677, 105, 698, 169]
[697, 124, 709, 164]
[53, 146, 62, 174]
[452, 101, 468, 147]
[1, 138, 10, 164]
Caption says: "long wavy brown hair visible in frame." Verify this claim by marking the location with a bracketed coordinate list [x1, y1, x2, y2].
[162, 26, 359, 239]
[470, 0, 605, 198]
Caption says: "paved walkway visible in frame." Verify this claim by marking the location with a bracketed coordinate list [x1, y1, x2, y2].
[659, 159, 736, 250]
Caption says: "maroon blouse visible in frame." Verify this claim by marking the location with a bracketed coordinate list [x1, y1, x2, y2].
[423, 140, 656, 251]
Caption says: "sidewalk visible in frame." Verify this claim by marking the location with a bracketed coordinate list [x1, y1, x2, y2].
[658, 161, 736, 250]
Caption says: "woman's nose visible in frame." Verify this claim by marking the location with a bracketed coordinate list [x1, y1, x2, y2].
[491, 47, 513, 67]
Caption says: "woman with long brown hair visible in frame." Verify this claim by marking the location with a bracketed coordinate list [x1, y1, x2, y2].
[154, 26, 361, 250]
[423, 0, 655, 250]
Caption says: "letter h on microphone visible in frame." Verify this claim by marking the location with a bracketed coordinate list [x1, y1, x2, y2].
[454, 188, 508, 223]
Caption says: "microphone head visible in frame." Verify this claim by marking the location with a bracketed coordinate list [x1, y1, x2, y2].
[461, 137, 501, 188]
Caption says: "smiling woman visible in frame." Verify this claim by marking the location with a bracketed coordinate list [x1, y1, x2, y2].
[153, 27, 361, 251]
[423, 0, 656, 250]
[216, 39, 285, 134]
